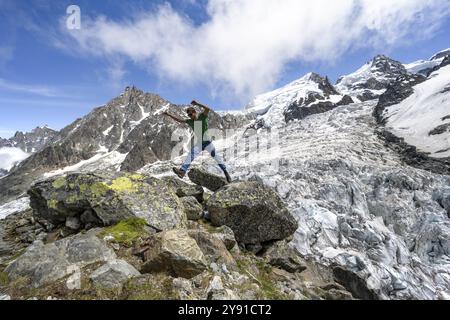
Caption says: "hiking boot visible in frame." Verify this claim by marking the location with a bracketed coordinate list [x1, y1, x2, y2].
[173, 167, 186, 179]
[224, 170, 232, 183]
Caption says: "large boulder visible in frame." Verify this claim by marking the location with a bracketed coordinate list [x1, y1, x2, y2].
[206, 182, 298, 245]
[187, 230, 236, 266]
[90, 259, 140, 290]
[28, 172, 187, 231]
[139, 229, 207, 279]
[5, 230, 116, 288]
[188, 168, 227, 192]
[263, 241, 307, 273]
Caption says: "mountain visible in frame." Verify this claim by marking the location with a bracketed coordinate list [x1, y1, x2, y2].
[246, 72, 352, 128]
[336, 55, 408, 101]
[0, 125, 57, 177]
[0, 125, 57, 153]
[404, 48, 450, 76]
[1, 49, 450, 301]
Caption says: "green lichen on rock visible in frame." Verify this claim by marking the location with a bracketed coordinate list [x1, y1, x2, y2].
[47, 199, 58, 210]
[52, 176, 67, 189]
[88, 182, 110, 198]
[99, 218, 149, 246]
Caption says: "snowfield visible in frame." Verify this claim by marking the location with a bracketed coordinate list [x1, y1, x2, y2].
[0, 197, 30, 220]
[384, 65, 450, 158]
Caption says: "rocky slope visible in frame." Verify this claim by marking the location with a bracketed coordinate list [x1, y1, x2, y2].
[0, 170, 352, 300]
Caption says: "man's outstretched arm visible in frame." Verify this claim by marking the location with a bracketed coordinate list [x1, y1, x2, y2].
[191, 100, 211, 117]
[163, 112, 185, 124]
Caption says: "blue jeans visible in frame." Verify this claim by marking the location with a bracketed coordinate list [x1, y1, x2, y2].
[181, 141, 227, 173]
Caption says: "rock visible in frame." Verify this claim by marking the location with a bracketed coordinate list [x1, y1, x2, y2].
[161, 176, 204, 203]
[0, 294, 11, 300]
[172, 278, 195, 299]
[188, 168, 227, 192]
[90, 259, 140, 289]
[140, 229, 208, 279]
[187, 230, 236, 266]
[181, 196, 204, 221]
[211, 226, 237, 251]
[5, 230, 116, 288]
[333, 266, 379, 300]
[206, 276, 240, 300]
[207, 181, 298, 245]
[65, 216, 81, 231]
[28, 172, 187, 231]
[263, 241, 307, 273]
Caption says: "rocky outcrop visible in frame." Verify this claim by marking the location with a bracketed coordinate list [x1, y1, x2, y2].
[373, 73, 426, 124]
[28, 172, 187, 231]
[285, 95, 354, 123]
[139, 229, 208, 278]
[207, 181, 298, 246]
[5, 230, 116, 288]
[188, 168, 227, 192]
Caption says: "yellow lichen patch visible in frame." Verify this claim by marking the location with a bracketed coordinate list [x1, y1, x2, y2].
[52, 176, 67, 189]
[47, 199, 58, 210]
[108, 177, 141, 194]
[89, 182, 110, 198]
[99, 218, 148, 246]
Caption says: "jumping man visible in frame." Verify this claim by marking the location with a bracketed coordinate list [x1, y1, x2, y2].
[163, 100, 232, 183]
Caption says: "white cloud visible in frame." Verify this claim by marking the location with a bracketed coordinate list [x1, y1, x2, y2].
[0, 78, 65, 97]
[64, 0, 450, 102]
[0, 147, 29, 171]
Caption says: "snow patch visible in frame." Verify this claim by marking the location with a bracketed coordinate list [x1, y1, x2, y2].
[0, 197, 30, 220]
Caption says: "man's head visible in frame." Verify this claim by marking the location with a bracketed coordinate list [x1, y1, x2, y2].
[186, 107, 197, 120]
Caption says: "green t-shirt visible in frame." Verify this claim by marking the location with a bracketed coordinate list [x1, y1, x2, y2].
[185, 113, 209, 143]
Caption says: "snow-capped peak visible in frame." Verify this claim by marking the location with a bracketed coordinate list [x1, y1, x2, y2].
[430, 48, 450, 61]
[245, 72, 345, 127]
[405, 48, 450, 76]
[336, 55, 407, 101]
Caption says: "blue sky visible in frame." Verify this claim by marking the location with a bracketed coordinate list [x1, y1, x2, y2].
[0, 0, 449, 137]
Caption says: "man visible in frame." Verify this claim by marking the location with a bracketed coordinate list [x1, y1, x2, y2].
[163, 100, 232, 183]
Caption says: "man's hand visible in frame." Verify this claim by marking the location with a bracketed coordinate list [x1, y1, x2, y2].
[191, 100, 199, 106]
